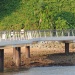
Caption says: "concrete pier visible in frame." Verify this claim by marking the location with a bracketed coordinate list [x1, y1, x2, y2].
[25, 46, 30, 58]
[65, 43, 69, 55]
[0, 49, 4, 72]
[13, 47, 21, 67]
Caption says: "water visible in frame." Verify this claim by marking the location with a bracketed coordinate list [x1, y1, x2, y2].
[0, 66, 75, 75]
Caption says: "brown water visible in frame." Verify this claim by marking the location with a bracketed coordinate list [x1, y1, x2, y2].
[0, 66, 75, 75]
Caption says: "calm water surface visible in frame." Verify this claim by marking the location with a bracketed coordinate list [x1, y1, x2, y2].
[0, 66, 75, 75]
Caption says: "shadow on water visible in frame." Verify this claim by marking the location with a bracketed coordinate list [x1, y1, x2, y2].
[0, 0, 21, 20]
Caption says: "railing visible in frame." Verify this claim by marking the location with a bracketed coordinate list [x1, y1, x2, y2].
[0, 30, 75, 41]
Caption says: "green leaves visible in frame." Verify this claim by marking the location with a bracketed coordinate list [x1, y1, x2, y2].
[0, 0, 75, 30]
[55, 17, 69, 30]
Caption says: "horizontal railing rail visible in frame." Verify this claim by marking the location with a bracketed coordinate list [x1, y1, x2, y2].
[0, 30, 75, 41]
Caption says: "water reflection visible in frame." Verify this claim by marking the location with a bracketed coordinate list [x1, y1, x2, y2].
[0, 66, 75, 75]
[0, 68, 30, 75]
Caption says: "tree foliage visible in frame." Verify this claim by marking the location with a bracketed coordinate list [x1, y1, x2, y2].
[0, 0, 75, 30]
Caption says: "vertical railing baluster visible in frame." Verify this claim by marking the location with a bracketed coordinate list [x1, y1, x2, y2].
[15, 31, 16, 40]
[19, 31, 20, 40]
[33, 31, 34, 38]
[6, 31, 7, 40]
[24, 31, 25, 40]
[13, 31, 15, 40]
[44, 31, 46, 38]
[6, 31, 9, 40]
[19, 30, 20, 40]
[1, 31, 2, 41]
[7, 31, 9, 40]
[33, 31, 35, 38]
[0, 31, 1, 41]
[31, 31, 33, 38]
[38, 31, 39, 38]
[36, 31, 38, 38]
[27, 31, 32, 40]
[26, 31, 27, 40]
[1, 31, 2, 40]
[0, 32, 1, 41]
[30, 31, 32, 39]
[34, 31, 36, 38]
[27, 31, 28, 40]
[5, 31, 6, 40]
[28, 31, 29, 40]
[68, 30, 70, 36]
[9, 31, 10, 40]
[50, 30, 52, 37]
[13, 31, 14, 40]
[35, 31, 37, 38]
[62, 30, 64, 36]
[16, 31, 18, 40]
[25, 31, 27, 40]
[72, 30, 74, 36]
[24, 30, 25, 40]
[39, 31, 41, 38]
[10, 31, 11, 40]
[26, 31, 28, 40]
[17, 31, 19, 40]
[27, 31, 29, 39]
[56, 30, 58, 37]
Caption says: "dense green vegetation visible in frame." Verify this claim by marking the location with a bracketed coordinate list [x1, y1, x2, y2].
[0, 0, 75, 30]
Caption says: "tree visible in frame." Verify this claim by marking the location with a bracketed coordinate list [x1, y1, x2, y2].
[55, 17, 69, 30]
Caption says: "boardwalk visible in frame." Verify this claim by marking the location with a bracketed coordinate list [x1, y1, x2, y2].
[0, 30, 75, 72]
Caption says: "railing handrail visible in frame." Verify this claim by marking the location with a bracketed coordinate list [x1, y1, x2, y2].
[0, 29, 75, 41]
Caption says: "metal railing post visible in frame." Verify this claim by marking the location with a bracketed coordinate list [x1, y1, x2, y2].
[39, 31, 41, 38]
[56, 30, 58, 37]
[62, 30, 64, 36]
[44, 31, 46, 38]
[68, 30, 70, 36]
[50, 31, 52, 37]
[72, 30, 74, 36]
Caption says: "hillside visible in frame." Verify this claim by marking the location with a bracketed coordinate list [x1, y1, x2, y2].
[0, 0, 75, 30]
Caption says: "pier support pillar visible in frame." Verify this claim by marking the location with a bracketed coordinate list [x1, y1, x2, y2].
[65, 43, 69, 55]
[0, 49, 4, 72]
[13, 47, 21, 67]
[25, 46, 30, 58]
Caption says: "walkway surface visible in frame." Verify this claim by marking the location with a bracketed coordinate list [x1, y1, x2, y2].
[0, 30, 75, 46]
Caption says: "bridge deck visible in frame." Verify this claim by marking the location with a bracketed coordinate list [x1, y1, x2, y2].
[0, 30, 75, 46]
[0, 30, 74, 72]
